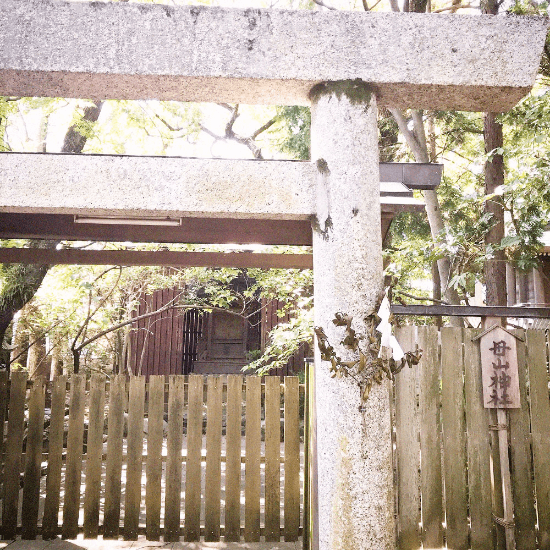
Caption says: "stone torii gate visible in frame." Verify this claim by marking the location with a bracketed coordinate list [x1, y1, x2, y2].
[0, 2, 548, 548]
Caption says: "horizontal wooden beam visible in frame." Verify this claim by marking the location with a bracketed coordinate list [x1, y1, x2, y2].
[0, 213, 313, 246]
[391, 304, 550, 319]
[0, 212, 405, 245]
[0, 248, 313, 270]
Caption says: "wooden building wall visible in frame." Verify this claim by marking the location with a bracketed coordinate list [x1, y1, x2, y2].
[127, 288, 188, 376]
[127, 290, 307, 377]
[261, 298, 309, 377]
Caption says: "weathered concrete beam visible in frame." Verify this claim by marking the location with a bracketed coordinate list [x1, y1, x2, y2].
[0, 153, 315, 220]
[0, 1, 546, 111]
[0, 153, 426, 219]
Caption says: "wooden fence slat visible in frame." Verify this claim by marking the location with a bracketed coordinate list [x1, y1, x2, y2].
[0, 372, 9, 492]
[184, 374, 203, 542]
[303, 363, 310, 550]
[103, 375, 126, 539]
[394, 326, 421, 550]
[145, 295, 155, 377]
[21, 377, 46, 540]
[167, 289, 176, 375]
[491, 408, 506, 550]
[417, 326, 443, 548]
[307, 359, 319, 550]
[0, 373, 306, 544]
[284, 376, 300, 542]
[124, 376, 146, 540]
[153, 293, 162, 376]
[164, 376, 185, 542]
[62, 374, 86, 540]
[205, 376, 223, 542]
[244, 376, 261, 542]
[463, 329, 493, 550]
[440, 326, 469, 550]
[83, 374, 106, 539]
[224, 375, 242, 542]
[42, 375, 67, 540]
[265, 376, 281, 542]
[510, 331, 537, 549]
[526, 330, 550, 550]
[2, 371, 27, 540]
[146, 376, 165, 541]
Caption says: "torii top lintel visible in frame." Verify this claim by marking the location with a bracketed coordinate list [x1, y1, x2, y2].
[0, 1, 547, 112]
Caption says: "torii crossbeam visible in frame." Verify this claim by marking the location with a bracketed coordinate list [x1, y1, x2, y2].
[0, 2, 547, 549]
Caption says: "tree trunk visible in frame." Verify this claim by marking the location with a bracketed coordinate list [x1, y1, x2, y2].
[50, 333, 63, 379]
[0, 101, 104, 348]
[9, 308, 29, 369]
[0, 243, 54, 345]
[482, 0, 507, 308]
[483, 112, 507, 307]
[72, 349, 80, 374]
[432, 261, 443, 328]
[27, 331, 48, 380]
[388, 107, 462, 327]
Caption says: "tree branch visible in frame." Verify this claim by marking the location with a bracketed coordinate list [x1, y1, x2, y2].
[411, 110, 428, 157]
[393, 289, 450, 305]
[74, 302, 244, 355]
[154, 113, 185, 133]
[8, 316, 66, 367]
[432, 2, 474, 11]
[201, 104, 277, 160]
[389, 106, 463, 319]
[199, 124, 223, 142]
[367, 0, 385, 9]
[312, 0, 337, 9]
[388, 107, 429, 162]
[71, 266, 122, 349]
[250, 118, 277, 140]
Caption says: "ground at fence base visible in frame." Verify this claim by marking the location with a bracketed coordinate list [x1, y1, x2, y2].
[0, 537, 301, 550]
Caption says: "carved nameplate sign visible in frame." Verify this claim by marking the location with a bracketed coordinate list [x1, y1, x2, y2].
[479, 326, 520, 409]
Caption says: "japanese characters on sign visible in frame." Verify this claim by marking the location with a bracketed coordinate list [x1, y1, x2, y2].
[480, 326, 521, 409]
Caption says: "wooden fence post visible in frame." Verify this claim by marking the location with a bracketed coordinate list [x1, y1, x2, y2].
[244, 376, 261, 542]
[124, 376, 146, 540]
[83, 374, 106, 539]
[21, 377, 46, 539]
[103, 375, 126, 539]
[284, 376, 300, 542]
[164, 376, 185, 542]
[62, 374, 86, 539]
[224, 375, 243, 542]
[42, 375, 66, 540]
[145, 375, 164, 541]
[184, 375, 203, 542]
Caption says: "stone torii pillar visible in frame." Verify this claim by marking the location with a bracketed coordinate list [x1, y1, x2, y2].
[1, 3, 548, 548]
[310, 82, 391, 549]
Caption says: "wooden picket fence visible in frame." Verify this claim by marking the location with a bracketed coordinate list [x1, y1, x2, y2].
[394, 326, 550, 550]
[0, 374, 303, 542]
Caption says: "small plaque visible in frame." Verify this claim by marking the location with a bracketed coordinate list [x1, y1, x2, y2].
[480, 326, 520, 409]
